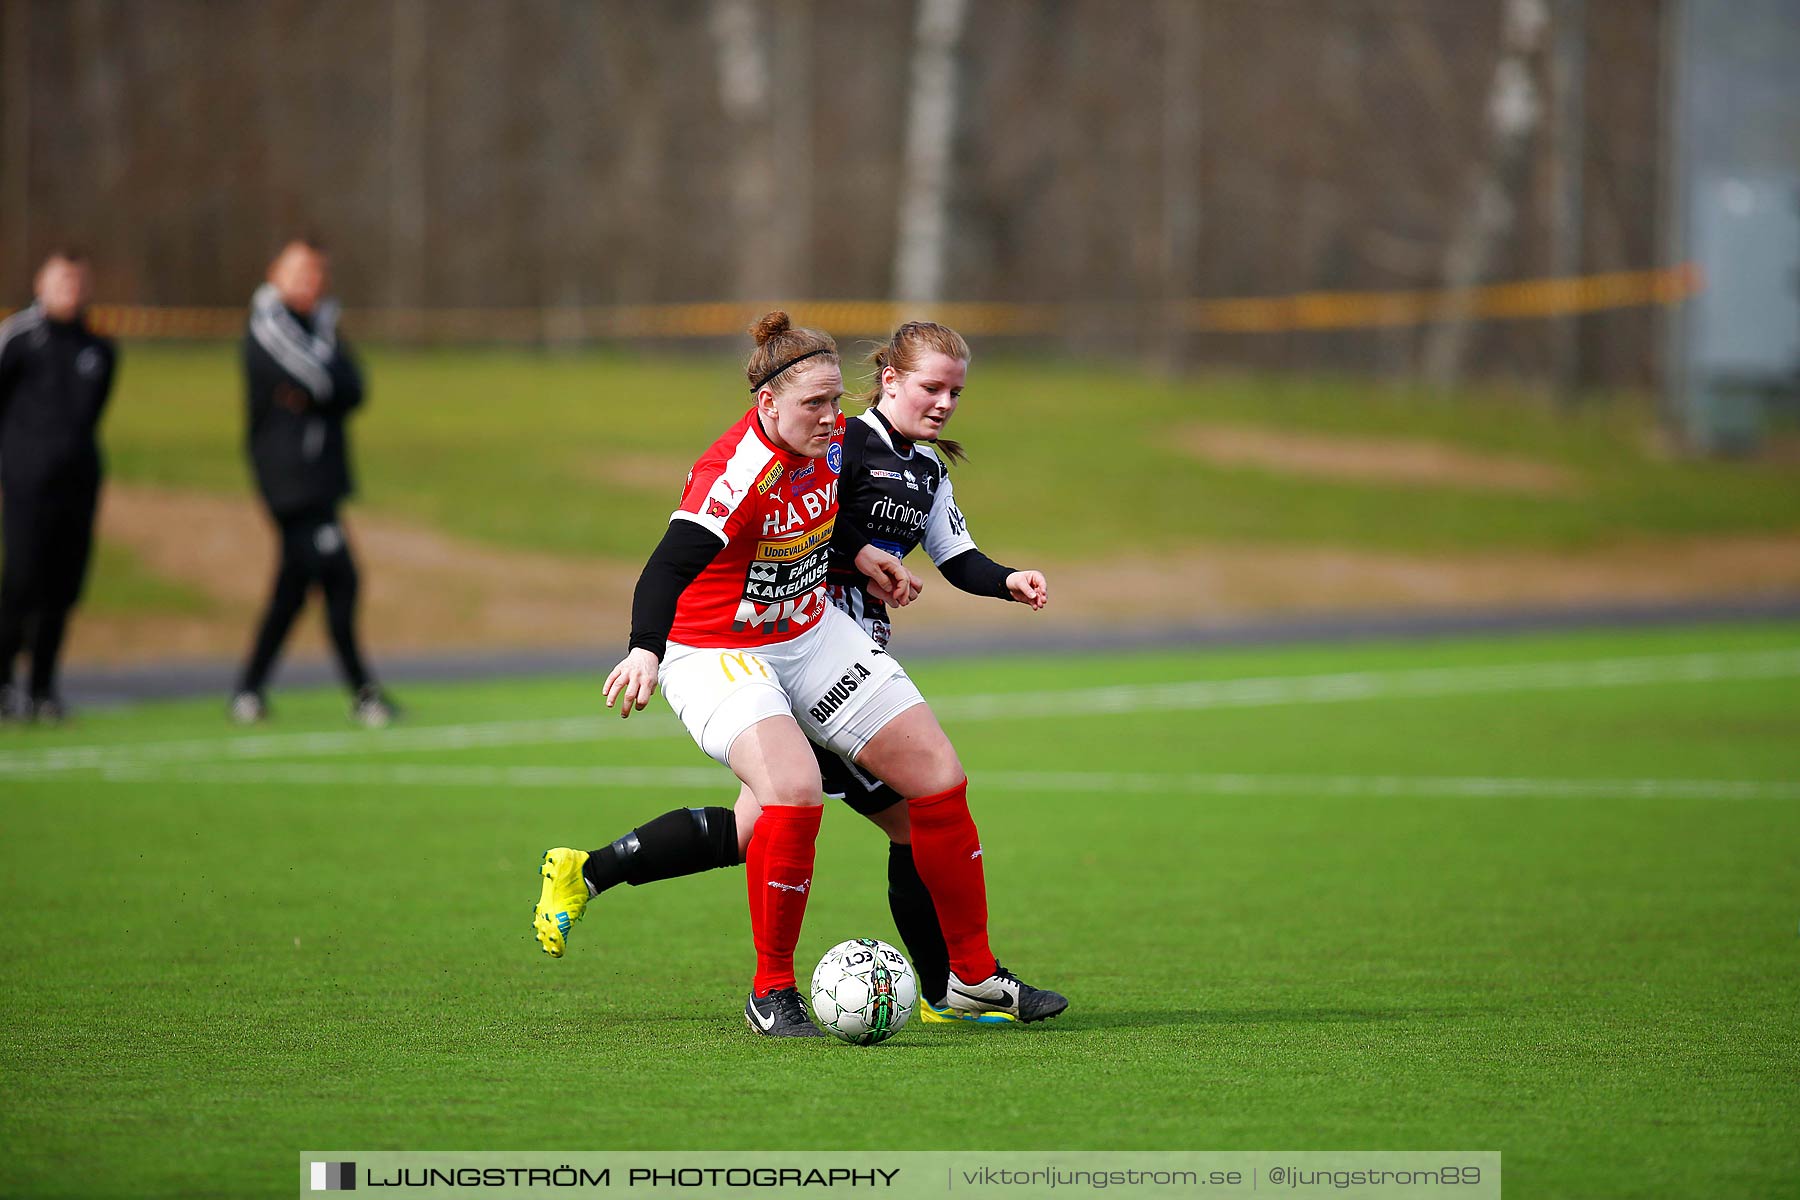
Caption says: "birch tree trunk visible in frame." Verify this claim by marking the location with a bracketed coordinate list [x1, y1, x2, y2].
[1547, 0, 1587, 402]
[388, 0, 428, 326]
[709, 0, 776, 301]
[893, 0, 969, 306]
[1422, 0, 1550, 390]
[1159, 0, 1201, 372]
[4, 1, 32, 291]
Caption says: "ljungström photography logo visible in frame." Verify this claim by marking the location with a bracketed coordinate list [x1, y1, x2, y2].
[310, 1161, 356, 1191]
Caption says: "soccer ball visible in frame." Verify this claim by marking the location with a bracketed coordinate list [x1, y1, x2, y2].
[810, 938, 917, 1045]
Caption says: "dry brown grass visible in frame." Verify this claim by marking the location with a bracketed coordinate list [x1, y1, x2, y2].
[1178, 424, 1581, 495]
[61, 484, 1800, 666]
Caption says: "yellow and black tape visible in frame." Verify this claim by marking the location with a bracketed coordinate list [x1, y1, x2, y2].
[11, 264, 1699, 342]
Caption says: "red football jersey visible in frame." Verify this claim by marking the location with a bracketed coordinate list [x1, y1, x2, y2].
[668, 407, 845, 648]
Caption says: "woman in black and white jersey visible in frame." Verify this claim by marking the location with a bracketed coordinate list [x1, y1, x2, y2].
[825, 320, 1047, 652]
[802, 322, 1051, 1021]
[573, 322, 1062, 1025]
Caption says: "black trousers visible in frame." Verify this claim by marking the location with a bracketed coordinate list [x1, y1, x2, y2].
[0, 481, 98, 698]
[237, 504, 371, 694]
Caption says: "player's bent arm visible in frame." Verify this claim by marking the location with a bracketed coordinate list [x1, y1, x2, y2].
[938, 548, 1017, 601]
[609, 521, 725, 717]
[832, 492, 924, 602]
[854, 543, 923, 608]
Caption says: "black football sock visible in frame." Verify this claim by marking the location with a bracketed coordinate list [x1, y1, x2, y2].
[582, 806, 740, 895]
[887, 842, 951, 1005]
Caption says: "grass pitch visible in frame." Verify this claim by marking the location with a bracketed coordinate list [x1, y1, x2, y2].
[104, 344, 1800, 568]
[2, 621, 1797, 1198]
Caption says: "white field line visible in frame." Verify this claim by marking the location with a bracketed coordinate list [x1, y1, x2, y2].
[931, 647, 1800, 720]
[5, 761, 1796, 802]
[0, 713, 671, 774]
[0, 647, 1795, 777]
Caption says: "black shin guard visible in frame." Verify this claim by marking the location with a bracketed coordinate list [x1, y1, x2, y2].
[887, 842, 951, 1006]
[582, 806, 739, 895]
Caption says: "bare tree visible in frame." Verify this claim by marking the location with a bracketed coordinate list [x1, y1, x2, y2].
[388, 0, 428, 325]
[709, 0, 776, 300]
[1422, 0, 1551, 389]
[769, 0, 812, 299]
[1159, 0, 1202, 371]
[3, 1, 31, 293]
[893, 0, 969, 305]
[1547, 0, 1587, 402]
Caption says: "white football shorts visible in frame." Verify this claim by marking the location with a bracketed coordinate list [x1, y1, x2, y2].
[658, 603, 924, 766]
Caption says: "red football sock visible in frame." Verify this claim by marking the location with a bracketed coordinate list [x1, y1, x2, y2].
[906, 778, 997, 982]
[745, 803, 822, 996]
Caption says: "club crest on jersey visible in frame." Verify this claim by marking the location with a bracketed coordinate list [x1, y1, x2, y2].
[755, 461, 785, 495]
[826, 442, 843, 475]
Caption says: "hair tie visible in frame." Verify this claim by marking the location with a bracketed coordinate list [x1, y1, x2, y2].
[751, 346, 833, 392]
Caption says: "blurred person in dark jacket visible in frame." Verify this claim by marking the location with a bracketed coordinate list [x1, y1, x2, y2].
[0, 251, 116, 723]
[231, 238, 396, 727]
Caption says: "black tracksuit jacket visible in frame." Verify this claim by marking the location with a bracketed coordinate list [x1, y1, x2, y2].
[0, 305, 116, 499]
[243, 292, 364, 517]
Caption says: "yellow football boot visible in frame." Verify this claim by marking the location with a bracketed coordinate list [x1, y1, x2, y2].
[532, 847, 591, 957]
[919, 998, 1017, 1025]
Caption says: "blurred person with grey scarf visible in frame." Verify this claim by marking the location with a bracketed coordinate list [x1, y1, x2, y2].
[231, 239, 395, 728]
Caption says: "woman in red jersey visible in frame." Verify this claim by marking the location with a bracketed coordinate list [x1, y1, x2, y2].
[547, 321, 1065, 1030]
[534, 314, 1064, 1038]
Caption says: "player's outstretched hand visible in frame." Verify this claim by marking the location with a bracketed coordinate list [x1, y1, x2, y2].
[1006, 569, 1049, 611]
[855, 544, 924, 609]
[603, 648, 661, 718]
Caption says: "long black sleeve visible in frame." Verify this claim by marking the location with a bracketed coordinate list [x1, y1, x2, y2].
[0, 325, 22, 422]
[329, 339, 364, 412]
[87, 343, 117, 428]
[628, 521, 726, 659]
[938, 548, 1014, 600]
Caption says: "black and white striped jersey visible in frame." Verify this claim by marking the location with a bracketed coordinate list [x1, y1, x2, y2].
[827, 406, 1012, 642]
[829, 407, 975, 574]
